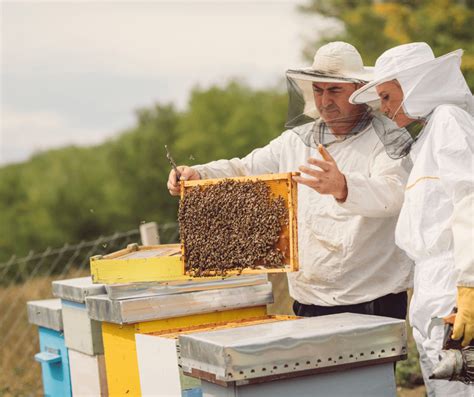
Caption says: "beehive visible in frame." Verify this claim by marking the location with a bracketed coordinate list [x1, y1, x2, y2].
[86, 280, 273, 396]
[178, 314, 407, 397]
[27, 299, 72, 397]
[90, 173, 298, 284]
[135, 315, 298, 396]
[52, 277, 108, 396]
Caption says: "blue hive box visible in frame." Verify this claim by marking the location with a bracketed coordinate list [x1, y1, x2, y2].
[27, 299, 72, 397]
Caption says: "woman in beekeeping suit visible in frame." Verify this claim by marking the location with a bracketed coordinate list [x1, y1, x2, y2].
[350, 42, 474, 396]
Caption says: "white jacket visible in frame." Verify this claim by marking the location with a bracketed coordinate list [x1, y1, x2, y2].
[396, 104, 474, 336]
[193, 123, 413, 306]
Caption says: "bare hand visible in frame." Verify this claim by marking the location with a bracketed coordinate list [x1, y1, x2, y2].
[167, 166, 201, 196]
[293, 145, 348, 201]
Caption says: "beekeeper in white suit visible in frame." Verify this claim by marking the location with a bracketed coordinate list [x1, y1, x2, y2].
[168, 42, 413, 320]
[350, 42, 474, 396]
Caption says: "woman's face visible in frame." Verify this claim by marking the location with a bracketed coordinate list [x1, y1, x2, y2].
[376, 80, 414, 127]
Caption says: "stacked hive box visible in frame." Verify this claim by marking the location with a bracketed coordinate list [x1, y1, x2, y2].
[86, 276, 273, 396]
[52, 277, 108, 396]
[85, 173, 300, 395]
[179, 313, 408, 397]
[27, 299, 72, 397]
[28, 173, 301, 395]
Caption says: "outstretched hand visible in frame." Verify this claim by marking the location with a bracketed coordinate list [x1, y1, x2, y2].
[292, 144, 348, 201]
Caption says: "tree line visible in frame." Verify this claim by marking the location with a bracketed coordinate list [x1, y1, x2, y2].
[1, 82, 288, 262]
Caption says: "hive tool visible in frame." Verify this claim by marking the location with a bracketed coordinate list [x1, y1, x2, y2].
[165, 144, 181, 182]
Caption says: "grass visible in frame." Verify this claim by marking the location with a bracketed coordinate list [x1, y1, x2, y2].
[396, 338, 426, 397]
[0, 268, 88, 397]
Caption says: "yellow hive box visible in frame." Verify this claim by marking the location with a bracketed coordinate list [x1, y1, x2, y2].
[102, 306, 268, 396]
[90, 243, 184, 284]
[91, 172, 298, 284]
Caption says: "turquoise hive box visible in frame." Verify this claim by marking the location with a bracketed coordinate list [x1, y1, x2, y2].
[27, 298, 72, 397]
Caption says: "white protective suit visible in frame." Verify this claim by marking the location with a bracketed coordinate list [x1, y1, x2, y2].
[405, 105, 474, 396]
[193, 122, 413, 306]
[351, 43, 474, 396]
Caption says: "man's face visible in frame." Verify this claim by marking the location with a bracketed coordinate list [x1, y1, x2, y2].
[376, 80, 412, 127]
[312, 82, 364, 133]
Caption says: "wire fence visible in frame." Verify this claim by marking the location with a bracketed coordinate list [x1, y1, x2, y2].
[0, 223, 179, 397]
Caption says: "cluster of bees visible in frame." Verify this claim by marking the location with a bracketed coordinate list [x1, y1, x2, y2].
[179, 180, 288, 276]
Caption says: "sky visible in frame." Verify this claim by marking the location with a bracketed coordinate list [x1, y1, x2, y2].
[1, 1, 340, 165]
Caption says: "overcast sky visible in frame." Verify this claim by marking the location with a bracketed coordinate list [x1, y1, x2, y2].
[1, 1, 339, 165]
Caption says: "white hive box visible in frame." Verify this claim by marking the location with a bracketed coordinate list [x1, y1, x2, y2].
[136, 334, 201, 397]
[68, 349, 108, 396]
[52, 276, 105, 355]
[52, 277, 108, 396]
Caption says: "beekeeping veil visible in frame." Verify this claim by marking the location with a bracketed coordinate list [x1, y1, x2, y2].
[350, 42, 474, 158]
[285, 41, 377, 147]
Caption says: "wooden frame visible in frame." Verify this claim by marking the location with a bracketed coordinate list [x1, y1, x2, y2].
[154, 315, 298, 338]
[180, 172, 299, 275]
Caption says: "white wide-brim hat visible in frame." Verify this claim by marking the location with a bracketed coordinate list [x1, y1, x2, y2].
[286, 41, 375, 120]
[349, 42, 463, 105]
[287, 41, 374, 83]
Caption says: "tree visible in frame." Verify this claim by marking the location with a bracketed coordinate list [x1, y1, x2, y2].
[300, 0, 474, 89]
[107, 104, 182, 226]
[175, 81, 288, 164]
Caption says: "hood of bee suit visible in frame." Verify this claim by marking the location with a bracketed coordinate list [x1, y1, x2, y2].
[350, 42, 474, 118]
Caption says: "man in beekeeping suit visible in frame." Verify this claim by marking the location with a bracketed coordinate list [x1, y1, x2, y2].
[350, 42, 474, 396]
[168, 42, 413, 321]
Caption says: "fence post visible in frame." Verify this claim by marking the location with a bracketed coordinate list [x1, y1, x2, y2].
[139, 222, 160, 245]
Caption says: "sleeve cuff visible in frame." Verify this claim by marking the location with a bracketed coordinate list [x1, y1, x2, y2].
[335, 172, 365, 212]
[190, 166, 205, 179]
